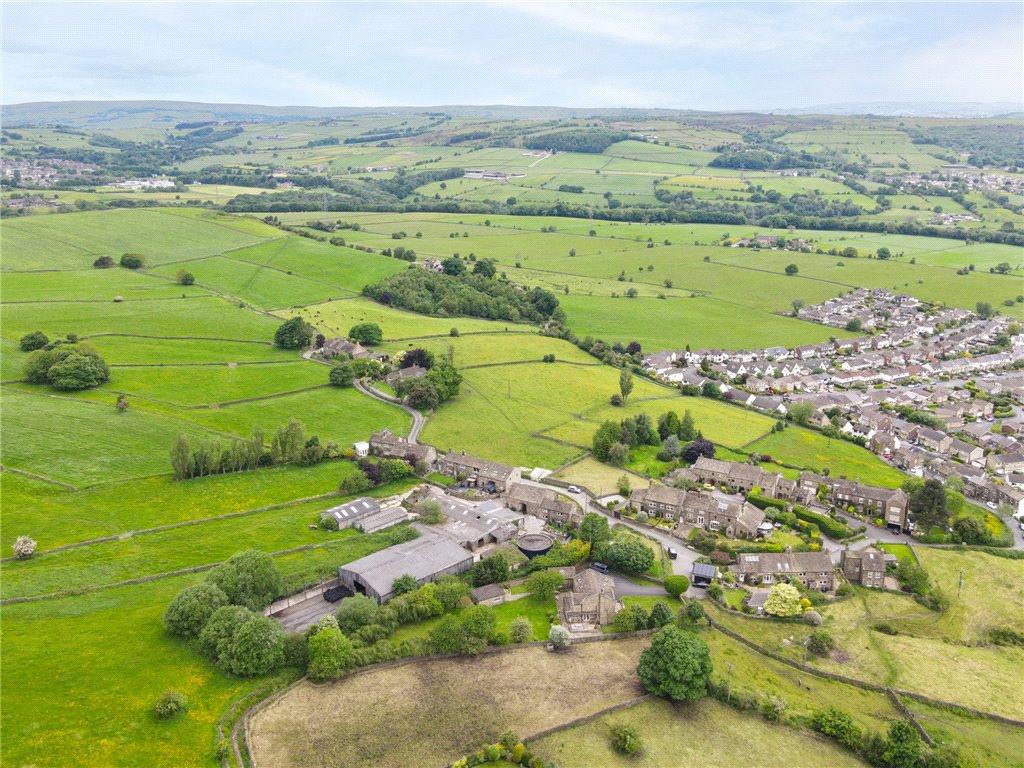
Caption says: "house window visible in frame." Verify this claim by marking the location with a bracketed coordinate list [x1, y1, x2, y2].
[697, 516, 705, 526]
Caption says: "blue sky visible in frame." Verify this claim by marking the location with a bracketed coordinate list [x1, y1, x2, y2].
[2, 1, 1020, 109]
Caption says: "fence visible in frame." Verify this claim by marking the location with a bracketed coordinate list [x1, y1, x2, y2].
[262, 577, 340, 617]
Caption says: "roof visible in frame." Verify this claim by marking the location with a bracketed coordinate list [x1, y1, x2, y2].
[441, 450, 515, 480]
[692, 562, 719, 579]
[339, 529, 472, 597]
[357, 506, 409, 534]
[324, 497, 381, 525]
[471, 583, 506, 602]
[736, 551, 834, 575]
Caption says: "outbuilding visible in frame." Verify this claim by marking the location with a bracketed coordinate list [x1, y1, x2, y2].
[691, 562, 718, 589]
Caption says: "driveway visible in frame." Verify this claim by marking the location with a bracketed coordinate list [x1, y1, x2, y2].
[611, 574, 668, 597]
[354, 378, 425, 442]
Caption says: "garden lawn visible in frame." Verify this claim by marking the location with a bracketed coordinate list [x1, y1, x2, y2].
[746, 427, 907, 487]
[530, 697, 867, 768]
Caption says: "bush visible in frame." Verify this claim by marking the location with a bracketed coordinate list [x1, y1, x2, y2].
[429, 605, 495, 656]
[328, 362, 354, 387]
[305, 613, 339, 638]
[175, 269, 195, 286]
[307, 626, 353, 681]
[610, 724, 643, 756]
[282, 632, 309, 671]
[93, 255, 115, 268]
[206, 549, 283, 611]
[613, 604, 650, 632]
[637, 625, 712, 701]
[706, 582, 723, 601]
[763, 583, 802, 617]
[274, 316, 314, 349]
[987, 626, 1024, 646]
[120, 253, 144, 269]
[664, 575, 690, 598]
[804, 610, 823, 626]
[526, 569, 563, 601]
[154, 690, 187, 720]
[335, 594, 379, 634]
[807, 629, 835, 656]
[548, 624, 571, 649]
[164, 583, 229, 638]
[18, 331, 48, 352]
[760, 694, 786, 722]
[810, 707, 861, 750]
[874, 622, 898, 636]
[24, 344, 110, 391]
[510, 617, 533, 643]
[601, 536, 654, 575]
[792, 505, 853, 539]
[648, 601, 674, 628]
[12, 535, 36, 559]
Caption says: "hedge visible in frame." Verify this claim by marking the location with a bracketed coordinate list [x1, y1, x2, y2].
[746, 493, 788, 512]
[792, 505, 854, 540]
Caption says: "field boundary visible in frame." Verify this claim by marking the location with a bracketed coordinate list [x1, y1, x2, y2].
[0, 464, 78, 491]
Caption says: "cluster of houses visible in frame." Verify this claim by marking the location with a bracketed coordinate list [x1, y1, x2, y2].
[643, 290, 1024, 514]
[0, 157, 98, 186]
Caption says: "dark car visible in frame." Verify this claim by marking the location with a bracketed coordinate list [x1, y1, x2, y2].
[591, 562, 609, 574]
[323, 585, 349, 603]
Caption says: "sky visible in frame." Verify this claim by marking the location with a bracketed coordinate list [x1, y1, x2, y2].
[2, 1, 1021, 111]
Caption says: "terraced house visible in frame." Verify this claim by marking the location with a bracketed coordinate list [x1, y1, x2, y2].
[503, 482, 581, 527]
[369, 428, 437, 466]
[735, 551, 836, 590]
[691, 456, 813, 503]
[800, 473, 911, 531]
[630, 485, 767, 538]
[438, 450, 519, 493]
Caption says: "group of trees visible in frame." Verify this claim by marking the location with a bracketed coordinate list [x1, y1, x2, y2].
[164, 550, 287, 677]
[274, 317, 315, 349]
[23, 341, 110, 391]
[170, 419, 336, 480]
[393, 355, 463, 411]
[592, 409, 709, 468]
[363, 268, 562, 325]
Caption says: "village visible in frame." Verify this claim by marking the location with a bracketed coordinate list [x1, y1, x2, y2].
[644, 288, 1024, 519]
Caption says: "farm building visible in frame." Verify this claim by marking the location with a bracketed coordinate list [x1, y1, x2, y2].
[429, 495, 523, 550]
[438, 450, 519, 492]
[321, 497, 381, 530]
[338, 528, 473, 603]
[356, 506, 409, 534]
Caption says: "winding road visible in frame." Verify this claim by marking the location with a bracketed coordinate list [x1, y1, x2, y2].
[354, 378, 425, 443]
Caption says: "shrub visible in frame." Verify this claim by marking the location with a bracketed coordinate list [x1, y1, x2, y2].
[206, 549, 283, 611]
[610, 724, 643, 756]
[810, 707, 861, 750]
[12, 535, 37, 559]
[307, 626, 353, 681]
[883, 720, 921, 768]
[220, 614, 285, 677]
[164, 583, 229, 638]
[282, 632, 309, 672]
[429, 605, 495, 656]
[526, 569, 563, 601]
[807, 629, 835, 656]
[548, 624, 571, 649]
[93, 255, 115, 268]
[988, 626, 1024, 646]
[613, 604, 650, 632]
[305, 613, 339, 638]
[763, 583, 802, 617]
[175, 269, 195, 285]
[760, 694, 786, 722]
[335, 594, 379, 634]
[664, 575, 690, 598]
[18, 331, 48, 352]
[706, 582, 723, 601]
[601, 536, 654, 575]
[510, 617, 532, 643]
[154, 690, 187, 720]
[120, 253, 144, 269]
[874, 622, 898, 636]
[792, 505, 853, 539]
[637, 625, 712, 701]
[328, 362, 354, 387]
[648, 601, 674, 628]
[804, 610, 823, 626]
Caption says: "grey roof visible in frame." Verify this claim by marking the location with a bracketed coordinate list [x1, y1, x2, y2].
[692, 562, 719, 579]
[339, 529, 472, 597]
[324, 497, 381, 525]
[357, 506, 409, 534]
[471, 583, 506, 602]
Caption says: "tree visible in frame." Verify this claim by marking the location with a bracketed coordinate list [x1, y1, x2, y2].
[120, 253, 144, 269]
[789, 401, 814, 426]
[882, 721, 921, 768]
[164, 583, 229, 638]
[400, 348, 435, 370]
[791, 298, 805, 316]
[607, 442, 629, 466]
[876, 247, 892, 260]
[306, 626, 353, 681]
[636, 625, 712, 701]
[170, 435, 191, 480]
[391, 574, 419, 597]
[441, 256, 465, 276]
[116, 394, 129, 412]
[610, 724, 643, 756]
[975, 302, 994, 319]
[657, 434, 682, 461]
[270, 419, 306, 464]
[469, 553, 509, 587]
[619, 368, 634, 404]
[909, 478, 948, 528]
[592, 421, 623, 461]
[46, 350, 110, 391]
[845, 318, 862, 332]
[510, 617, 532, 643]
[406, 379, 440, 410]
[811, 707, 861, 750]
[682, 438, 715, 464]
[206, 549, 283, 611]
[657, 411, 680, 440]
[548, 624, 571, 650]
[664, 575, 690, 598]
[12, 535, 36, 559]
[425, 360, 462, 401]
[429, 605, 495, 656]
[678, 410, 697, 440]
[527, 569, 564, 601]
[274, 317, 314, 349]
[18, 331, 48, 352]
[602, 537, 654, 575]
[197, 605, 252, 661]
[763, 583, 802, 617]
[220, 614, 284, 677]
[648, 601, 674, 628]
[952, 515, 989, 545]
[175, 269, 195, 285]
[93, 255, 115, 268]
[472, 259, 496, 278]
[578, 513, 611, 551]
[784, 263, 799, 276]
[335, 594, 379, 634]
[348, 322, 383, 345]
[328, 362, 354, 387]
[700, 380, 721, 399]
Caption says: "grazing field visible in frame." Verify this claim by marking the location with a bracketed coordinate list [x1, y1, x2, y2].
[381, 330, 598, 368]
[530, 697, 866, 768]
[745, 426, 908, 487]
[248, 637, 649, 768]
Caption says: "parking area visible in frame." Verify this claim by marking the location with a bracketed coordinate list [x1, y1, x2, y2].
[270, 585, 352, 634]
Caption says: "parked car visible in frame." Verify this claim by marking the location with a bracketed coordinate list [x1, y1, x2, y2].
[986, 501, 997, 510]
[667, 547, 678, 560]
[591, 562, 609, 574]
[566, 485, 581, 494]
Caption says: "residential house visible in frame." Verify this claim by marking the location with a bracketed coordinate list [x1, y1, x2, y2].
[948, 438, 984, 466]
[384, 365, 427, 387]
[504, 482, 581, 527]
[438, 450, 519, 492]
[734, 551, 835, 590]
[841, 546, 886, 588]
[557, 569, 621, 626]
[369, 429, 437, 466]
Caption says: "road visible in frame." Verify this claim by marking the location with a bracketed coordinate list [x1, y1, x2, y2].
[354, 378, 425, 443]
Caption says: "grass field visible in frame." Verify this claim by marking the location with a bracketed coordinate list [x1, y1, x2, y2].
[248, 637, 650, 768]
[531, 697, 866, 768]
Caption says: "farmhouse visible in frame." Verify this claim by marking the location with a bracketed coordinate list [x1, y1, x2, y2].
[734, 551, 835, 590]
[556, 568, 620, 626]
[369, 428, 436, 465]
[438, 450, 519, 493]
[841, 545, 886, 588]
[384, 365, 427, 387]
[338, 528, 474, 602]
[504, 482, 581, 527]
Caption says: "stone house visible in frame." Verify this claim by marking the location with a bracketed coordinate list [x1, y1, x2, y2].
[368, 429, 437, 466]
[438, 450, 519, 493]
[557, 568, 621, 626]
[734, 551, 835, 590]
[504, 482, 581, 527]
[841, 546, 886, 588]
